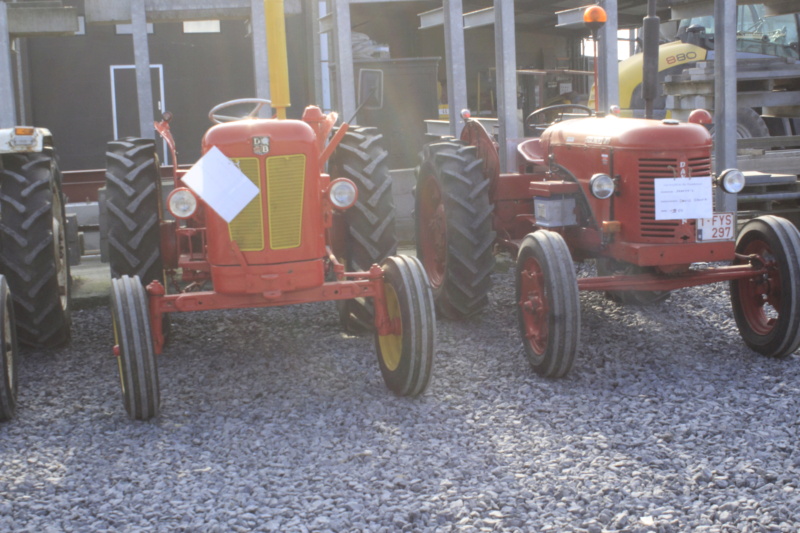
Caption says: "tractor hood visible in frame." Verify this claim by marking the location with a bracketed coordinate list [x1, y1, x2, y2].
[540, 115, 712, 152]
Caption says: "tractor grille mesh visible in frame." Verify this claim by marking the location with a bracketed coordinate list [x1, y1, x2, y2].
[228, 158, 264, 251]
[637, 156, 712, 239]
[267, 155, 306, 250]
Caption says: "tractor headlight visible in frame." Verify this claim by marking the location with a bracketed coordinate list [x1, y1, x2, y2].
[590, 173, 615, 199]
[328, 178, 358, 210]
[717, 168, 745, 194]
[167, 187, 198, 219]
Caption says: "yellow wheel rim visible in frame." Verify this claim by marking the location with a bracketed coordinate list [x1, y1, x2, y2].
[378, 283, 402, 371]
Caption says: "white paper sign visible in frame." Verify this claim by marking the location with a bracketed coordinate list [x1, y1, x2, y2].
[654, 177, 712, 221]
[181, 146, 259, 223]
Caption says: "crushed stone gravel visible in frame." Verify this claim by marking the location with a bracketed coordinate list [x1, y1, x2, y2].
[2, 256, 799, 532]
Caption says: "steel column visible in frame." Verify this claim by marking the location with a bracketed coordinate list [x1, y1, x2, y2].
[331, 0, 355, 122]
[493, 0, 518, 173]
[443, 0, 467, 137]
[714, 0, 737, 212]
[130, 0, 155, 139]
[598, 0, 619, 111]
[0, 3, 16, 128]
[250, 0, 272, 117]
[308, 0, 324, 108]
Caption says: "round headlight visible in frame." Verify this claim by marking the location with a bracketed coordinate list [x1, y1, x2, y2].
[590, 173, 615, 199]
[329, 178, 358, 210]
[167, 187, 198, 219]
[718, 168, 745, 194]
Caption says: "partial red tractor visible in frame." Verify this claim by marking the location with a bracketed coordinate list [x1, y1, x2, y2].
[416, 108, 800, 378]
[103, 98, 435, 420]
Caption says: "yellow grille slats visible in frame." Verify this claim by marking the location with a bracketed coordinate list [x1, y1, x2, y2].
[228, 158, 265, 251]
[267, 155, 306, 249]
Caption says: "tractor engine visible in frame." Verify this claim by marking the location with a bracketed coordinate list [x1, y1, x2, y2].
[198, 119, 328, 295]
[533, 115, 733, 266]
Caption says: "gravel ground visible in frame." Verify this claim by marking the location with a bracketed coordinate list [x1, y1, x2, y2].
[2, 256, 800, 532]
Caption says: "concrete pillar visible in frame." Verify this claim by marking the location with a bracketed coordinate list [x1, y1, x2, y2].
[494, 0, 518, 173]
[714, 0, 737, 212]
[331, 0, 354, 122]
[250, 0, 272, 117]
[131, 0, 154, 139]
[598, 0, 619, 111]
[0, 3, 16, 128]
[443, 0, 467, 138]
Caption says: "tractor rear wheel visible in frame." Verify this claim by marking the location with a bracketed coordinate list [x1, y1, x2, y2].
[730, 215, 800, 358]
[375, 255, 435, 397]
[596, 258, 671, 305]
[0, 150, 71, 347]
[105, 138, 164, 286]
[415, 139, 495, 319]
[329, 126, 397, 332]
[0, 276, 19, 422]
[516, 230, 580, 378]
[111, 275, 160, 420]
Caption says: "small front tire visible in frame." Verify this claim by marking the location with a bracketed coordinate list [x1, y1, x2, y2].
[375, 256, 435, 397]
[516, 230, 580, 378]
[730, 215, 800, 358]
[111, 275, 160, 420]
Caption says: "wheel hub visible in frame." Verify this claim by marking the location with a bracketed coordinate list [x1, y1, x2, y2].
[519, 259, 549, 353]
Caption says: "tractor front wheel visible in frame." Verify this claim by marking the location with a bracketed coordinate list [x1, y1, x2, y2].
[375, 256, 435, 397]
[415, 140, 495, 319]
[111, 275, 160, 420]
[730, 215, 800, 358]
[0, 276, 19, 422]
[516, 230, 580, 378]
[329, 126, 397, 332]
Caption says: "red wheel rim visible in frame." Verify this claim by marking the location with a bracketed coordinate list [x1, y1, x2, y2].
[738, 239, 781, 335]
[418, 174, 447, 289]
[519, 256, 549, 354]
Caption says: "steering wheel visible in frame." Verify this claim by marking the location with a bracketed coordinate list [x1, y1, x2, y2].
[209, 98, 272, 124]
[525, 104, 595, 134]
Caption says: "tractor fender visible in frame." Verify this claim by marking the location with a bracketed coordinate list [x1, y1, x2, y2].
[460, 119, 501, 191]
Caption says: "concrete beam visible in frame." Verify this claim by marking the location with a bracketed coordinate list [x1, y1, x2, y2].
[494, 0, 518, 173]
[443, 0, 468, 137]
[7, 6, 79, 37]
[714, 0, 737, 212]
[249, 0, 271, 117]
[84, 0, 252, 24]
[1, 3, 16, 127]
[598, 0, 619, 111]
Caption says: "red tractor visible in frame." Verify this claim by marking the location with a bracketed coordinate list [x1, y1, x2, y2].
[415, 8, 800, 378]
[104, 99, 435, 420]
[103, 3, 433, 421]
[418, 106, 800, 377]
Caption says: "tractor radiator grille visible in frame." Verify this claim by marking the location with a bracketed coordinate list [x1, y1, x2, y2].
[228, 158, 264, 251]
[637, 156, 712, 239]
[267, 155, 306, 250]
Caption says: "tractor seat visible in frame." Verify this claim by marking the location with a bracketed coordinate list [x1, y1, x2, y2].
[517, 138, 547, 167]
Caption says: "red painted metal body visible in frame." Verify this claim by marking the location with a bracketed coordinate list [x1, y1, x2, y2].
[141, 107, 395, 354]
[465, 114, 764, 292]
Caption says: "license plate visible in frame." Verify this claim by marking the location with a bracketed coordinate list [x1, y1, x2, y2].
[697, 213, 735, 242]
